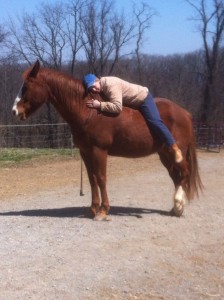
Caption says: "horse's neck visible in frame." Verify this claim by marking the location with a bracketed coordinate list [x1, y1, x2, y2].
[42, 71, 87, 126]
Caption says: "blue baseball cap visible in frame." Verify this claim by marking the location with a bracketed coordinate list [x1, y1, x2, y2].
[83, 74, 97, 90]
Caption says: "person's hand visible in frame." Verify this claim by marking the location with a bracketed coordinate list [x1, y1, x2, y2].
[86, 99, 101, 109]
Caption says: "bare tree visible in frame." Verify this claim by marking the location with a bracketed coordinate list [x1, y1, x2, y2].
[133, 2, 155, 83]
[109, 12, 135, 75]
[0, 25, 6, 43]
[6, 2, 67, 68]
[81, 0, 137, 75]
[186, 0, 224, 122]
[81, 0, 115, 75]
[66, 0, 86, 75]
[4, 0, 155, 78]
[0, 25, 8, 63]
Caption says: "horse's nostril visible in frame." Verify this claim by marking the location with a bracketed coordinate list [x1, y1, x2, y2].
[12, 107, 18, 116]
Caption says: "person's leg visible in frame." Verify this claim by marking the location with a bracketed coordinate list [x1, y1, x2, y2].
[139, 94, 183, 163]
[139, 94, 175, 146]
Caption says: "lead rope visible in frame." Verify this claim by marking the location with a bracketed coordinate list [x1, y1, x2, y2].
[80, 157, 84, 196]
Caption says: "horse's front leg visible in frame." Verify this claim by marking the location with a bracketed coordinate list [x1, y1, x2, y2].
[80, 150, 101, 217]
[91, 147, 110, 221]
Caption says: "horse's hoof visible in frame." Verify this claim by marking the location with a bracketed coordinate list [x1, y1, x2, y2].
[172, 186, 186, 217]
[171, 200, 185, 217]
[94, 213, 111, 221]
[89, 206, 100, 218]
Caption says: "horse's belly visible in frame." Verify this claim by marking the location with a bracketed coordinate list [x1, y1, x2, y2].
[108, 134, 157, 158]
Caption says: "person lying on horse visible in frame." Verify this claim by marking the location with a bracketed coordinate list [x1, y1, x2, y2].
[83, 74, 183, 163]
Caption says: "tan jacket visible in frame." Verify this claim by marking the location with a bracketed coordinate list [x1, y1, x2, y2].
[100, 77, 149, 113]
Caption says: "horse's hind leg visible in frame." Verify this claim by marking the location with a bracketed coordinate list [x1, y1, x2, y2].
[173, 159, 190, 216]
[158, 152, 189, 217]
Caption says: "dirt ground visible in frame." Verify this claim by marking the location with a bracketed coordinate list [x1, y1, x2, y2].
[0, 150, 223, 300]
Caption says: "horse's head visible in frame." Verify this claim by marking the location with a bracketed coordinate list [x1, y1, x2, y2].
[12, 60, 49, 120]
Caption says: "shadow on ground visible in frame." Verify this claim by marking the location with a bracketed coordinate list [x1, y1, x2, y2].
[0, 206, 173, 218]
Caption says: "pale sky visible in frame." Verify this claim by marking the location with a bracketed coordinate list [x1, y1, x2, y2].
[0, 0, 209, 56]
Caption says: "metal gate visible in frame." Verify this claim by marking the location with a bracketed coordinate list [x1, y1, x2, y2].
[194, 123, 223, 153]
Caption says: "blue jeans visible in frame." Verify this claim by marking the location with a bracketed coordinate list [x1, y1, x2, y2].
[139, 94, 175, 147]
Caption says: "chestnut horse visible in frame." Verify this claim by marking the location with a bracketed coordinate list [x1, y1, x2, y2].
[12, 60, 203, 220]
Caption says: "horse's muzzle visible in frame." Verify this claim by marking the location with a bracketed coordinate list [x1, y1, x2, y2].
[12, 107, 26, 120]
[12, 108, 17, 116]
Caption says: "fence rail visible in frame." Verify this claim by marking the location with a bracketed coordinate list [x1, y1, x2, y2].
[0, 123, 73, 148]
[0, 123, 223, 152]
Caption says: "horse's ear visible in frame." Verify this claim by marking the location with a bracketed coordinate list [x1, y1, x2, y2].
[29, 60, 40, 78]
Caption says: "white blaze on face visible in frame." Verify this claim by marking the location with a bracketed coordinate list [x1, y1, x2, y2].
[12, 83, 23, 116]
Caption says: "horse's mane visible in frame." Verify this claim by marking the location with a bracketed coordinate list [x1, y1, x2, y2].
[23, 66, 92, 106]
[42, 68, 86, 100]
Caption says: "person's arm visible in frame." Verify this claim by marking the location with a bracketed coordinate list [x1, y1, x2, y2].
[100, 86, 122, 113]
[86, 90, 122, 113]
[100, 99, 122, 113]
[86, 78, 123, 113]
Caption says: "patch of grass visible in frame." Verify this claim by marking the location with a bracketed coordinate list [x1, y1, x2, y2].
[0, 148, 80, 167]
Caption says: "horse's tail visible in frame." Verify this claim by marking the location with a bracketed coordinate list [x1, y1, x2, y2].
[185, 135, 204, 200]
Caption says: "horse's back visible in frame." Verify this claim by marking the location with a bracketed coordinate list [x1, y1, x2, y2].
[155, 98, 192, 124]
[87, 98, 193, 158]
[155, 98, 193, 141]
[120, 97, 192, 136]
